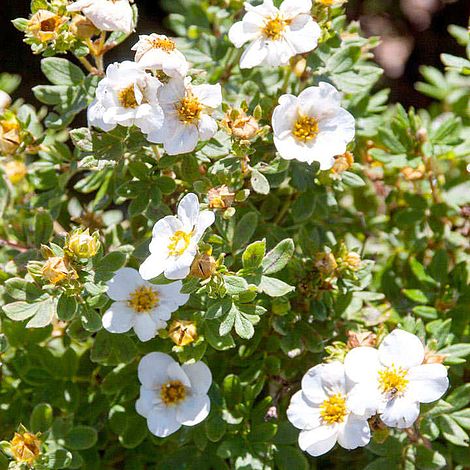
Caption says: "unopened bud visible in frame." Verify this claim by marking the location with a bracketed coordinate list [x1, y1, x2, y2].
[416, 127, 428, 143]
[168, 320, 198, 346]
[70, 14, 99, 39]
[347, 330, 377, 349]
[315, 252, 337, 275]
[0, 119, 21, 155]
[3, 160, 27, 184]
[221, 108, 260, 141]
[27, 10, 64, 43]
[41, 256, 74, 284]
[207, 185, 235, 210]
[190, 253, 217, 279]
[67, 228, 99, 259]
[344, 252, 361, 271]
[332, 151, 354, 174]
[292, 58, 307, 78]
[401, 164, 425, 181]
[10, 431, 41, 465]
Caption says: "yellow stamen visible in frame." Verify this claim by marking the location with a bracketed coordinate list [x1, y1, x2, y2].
[160, 380, 186, 405]
[152, 37, 177, 52]
[293, 115, 319, 142]
[128, 286, 159, 313]
[262, 15, 288, 40]
[167, 230, 192, 256]
[320, 393, 348, 425]
[177, 94, 203, 124]
[378, 365, 409, 397]
[118, 85, 138, 108]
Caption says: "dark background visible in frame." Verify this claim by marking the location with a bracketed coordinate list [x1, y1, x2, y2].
[1, 0, 469, 107]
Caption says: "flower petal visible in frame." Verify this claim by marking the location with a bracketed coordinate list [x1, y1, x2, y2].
[346, 382, 382, 418]
[138, 352, 173, 388]
[193, 84, 222, 109]
[177, 193, 200, 230]
[344, 346, 381, 384]
[280, 0, 312, 17]
[298, 425, 338, 457]
[163, 123, 199, 155]
[197, 114, 218, 142]
[228, 20, 260, 48]
[380, 395, 420, 429]
[193, 210, 215, 243]
[337, 414, 371, 450]
[135, 386, 157, 418]
[176, 395, 210, 426]
[182, 361, 212, 395]
[239, 38, 268, 69]
[139, 252, 167, 280]
[102, 303, 135, 334]
[378, 329, 425, 369]
[147, 406, 181, 437]
[164, 249, 196, 280]
[287, 390, 322, 430]
[106, 267, 143, 301]
[167, 361, 192, 388]
[301, 362, 345, 403]
[133, 313, 159, 342]
[406, 364, 449, 403]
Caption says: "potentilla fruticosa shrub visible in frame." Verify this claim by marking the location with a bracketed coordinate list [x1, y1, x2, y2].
[0, 0, 469, 468]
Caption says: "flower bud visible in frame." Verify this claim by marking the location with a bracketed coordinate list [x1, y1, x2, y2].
[168, 320, 198, 346]
[401, 164, 425, 181]
[190, 253, 217, 279]
[0, 90, 12, 111]
[0, 119, 21, 155]
[70, 14, 99, 39]
[221, 108, 260, 141]
[207, 185, 235, 210]
[41, 256, 73, 284]
[315, 252, 337, 275]
[27, 10, 64, 43]
[2, 160, 27, 184]
[344, 251, 362, 271]
[67, 228, 99, 259]
[332, 151, 354, 174]
[347, 330, 377, 349]
[10, 431, 41, 465]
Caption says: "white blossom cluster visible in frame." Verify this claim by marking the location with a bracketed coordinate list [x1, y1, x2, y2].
[79, 0, 448, 449]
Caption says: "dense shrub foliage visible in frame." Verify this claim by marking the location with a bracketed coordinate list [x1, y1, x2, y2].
[0, 0, 469, 469]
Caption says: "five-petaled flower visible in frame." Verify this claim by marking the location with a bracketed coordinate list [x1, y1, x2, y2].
[104, 267, 189, 342]
[146, 77, 222, 155]
[287, 362, 371, 457]
[344, 329, 449, 428]
[132, 34, 189, 78]
[272, 82, 355, 170]
[136, 352, 212, 437]
[140, 193, 215, 280]
[67, 0, 134, 34]
[228, 0, 321, 69]
[88, 61, 164, 135]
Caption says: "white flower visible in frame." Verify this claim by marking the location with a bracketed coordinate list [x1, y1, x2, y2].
[272, 82, 355, 169]
[136, 352, 211, 437]
[67, 0, 134, 34]
[287, 362, 371, 457]
[344, 329, 449, 429]
[228, 0, 321, 69]
[140, 193, 215, 281]
[146, 77, 222, 155]
[131, 34, 189, 78]
[88, 61, 164, 134]
[0, 90, 12, 111]
[103, 267, 189, 342]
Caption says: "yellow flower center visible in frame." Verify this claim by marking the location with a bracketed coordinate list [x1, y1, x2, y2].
[128, 286, 159, 313]
[160, 380, 187, 405]
[320, 393, 348, 425]
[118, 85, 138, 108]
[378, 365, 409, 397]
[177, 94, 203, 124]
[167, 230, 192, 256]
[293, 115, 319, 142]
[152, 37, 177, 52]
[262, 15, 289, 40]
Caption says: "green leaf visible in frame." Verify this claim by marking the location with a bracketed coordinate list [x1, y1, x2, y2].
[438, 415, 469, 446]
[119, 415, 147, 449]
[3, 300, 41, 321]
[26, 297, 57, 328]
[412, 306, 438, 319]
[415, 445, 446, 470]
[30, 403, 53, 433]
[219, 304, 238, 336]
[262, 239, 294, 275]
[204, 321, 235, 350]
[205, 414, 227, 442]
[250, 169, 270, 195]
[41, 58, 85, 86]
[233, 212, 258, 250]
[342, 171, 366, 187]
[46, 449, 72, 469]
[90, 330, 137, 366]
[224, 275, 249, 295]
[96, 251, 127, 273]
[409, 258, 439, 287]
[274, 446, 308, 470]
[234, 312, 254, 339]
[5, 278, 44, 301]
[440, 344, 470, 363]
[242, 240, 266, 270]
[64, 426, 98, 450]
[447, 384, 470, 410]
[34, 210, 54, 246]
[80, 305, 102, 332]
[57, 295, 77, 321]
[259, 276, 295, 297]
[402, 289, 430, 304]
